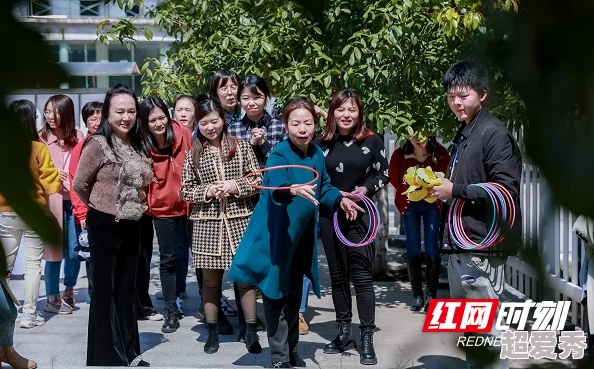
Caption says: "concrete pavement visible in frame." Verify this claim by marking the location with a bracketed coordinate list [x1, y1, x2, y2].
[7, 242, 572, 369]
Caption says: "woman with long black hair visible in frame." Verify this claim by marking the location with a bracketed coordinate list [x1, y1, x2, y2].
[139, 96, 192, 333]
[74, 84, 153, 367]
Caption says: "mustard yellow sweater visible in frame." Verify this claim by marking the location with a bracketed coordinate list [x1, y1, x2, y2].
[0, 142, 61, 212]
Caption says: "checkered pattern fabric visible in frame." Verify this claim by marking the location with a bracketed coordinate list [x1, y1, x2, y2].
[227, 111, 286, 168]
[180, 139, 262, 270]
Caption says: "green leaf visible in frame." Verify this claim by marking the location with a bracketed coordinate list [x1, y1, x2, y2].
[367, 66, 374, 79]
[342, 8, 351, 14]
[323, 74, 331, 88]
[294, 69, 302, 81]
[349, 52, 355, 66]
[262, 41, 273, 53]
[342, 45, 351, 55]
[143, 27, 153, 40]
[353, 47, 361, 61]
[406, 125, 415, 136]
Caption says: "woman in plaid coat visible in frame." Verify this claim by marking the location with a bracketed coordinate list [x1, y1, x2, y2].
[180, 99, 263, 355]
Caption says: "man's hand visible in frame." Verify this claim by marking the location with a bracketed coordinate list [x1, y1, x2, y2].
[340, 197, 365, 221]
[430, 173, 453, 201]
[290, 184, 319, 206]
[80, 219, 87, 231]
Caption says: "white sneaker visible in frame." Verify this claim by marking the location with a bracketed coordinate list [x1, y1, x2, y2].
[139, 309, 164, 321]
[15, 311, 22, 324]
[20, 312, 45, 328]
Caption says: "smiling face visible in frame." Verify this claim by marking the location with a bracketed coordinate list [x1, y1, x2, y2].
[240, 87, 266, 121]
[286, 108, 315, 152]
[108, 93, 137, 139]
[173, 98, 196, 130]
[217, 79, 238, 113]
[44, 101, 61, 130]
[198, 111, 224, 145]
[148, 106, 169, 138]
[333, 98, 359, 135]
[447, 86, 487, 124]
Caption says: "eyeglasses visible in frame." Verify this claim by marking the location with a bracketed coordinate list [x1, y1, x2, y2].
[218, 85, 238, 93]
[87, 117, 100, 123]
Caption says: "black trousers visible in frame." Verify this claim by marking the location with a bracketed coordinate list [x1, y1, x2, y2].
[86, 208, 141, 366]
[136, 214, 154, 317]
[319, 214, 376, 329]
[154, 216, 187, 303]
[176, 217, 190, 295]
[263, 218, 313, 364]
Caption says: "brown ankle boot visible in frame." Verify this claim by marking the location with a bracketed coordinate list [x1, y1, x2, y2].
[0, 346, 37, 369]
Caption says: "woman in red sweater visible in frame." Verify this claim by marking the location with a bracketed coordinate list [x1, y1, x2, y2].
[389, 135, 450, 312]
[139, 96, 192, 334]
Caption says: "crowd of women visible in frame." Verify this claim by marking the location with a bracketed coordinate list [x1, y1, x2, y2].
[0, 67, 455, 369]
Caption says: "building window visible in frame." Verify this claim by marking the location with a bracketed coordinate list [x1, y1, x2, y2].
[126, 5, 140, 16]
[29, 0, 51, 16]
[80, 0, 102, 16]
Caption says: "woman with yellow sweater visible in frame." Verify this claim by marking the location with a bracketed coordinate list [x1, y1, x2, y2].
[0, 99, 59, 368]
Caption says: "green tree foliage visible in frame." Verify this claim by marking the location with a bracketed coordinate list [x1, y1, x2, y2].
[99, 0, 522, 145]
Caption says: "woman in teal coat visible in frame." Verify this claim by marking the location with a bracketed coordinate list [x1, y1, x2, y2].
[229, 97, 362, 368]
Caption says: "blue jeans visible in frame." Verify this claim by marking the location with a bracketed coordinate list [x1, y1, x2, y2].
[402, 201, 440, 259]
[0, 282, 17, 346]
[45, 200, 81, 296]
[299, 276, 311, 313]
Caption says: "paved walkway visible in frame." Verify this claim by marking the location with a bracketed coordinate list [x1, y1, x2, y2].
[7, 242, 572, 369]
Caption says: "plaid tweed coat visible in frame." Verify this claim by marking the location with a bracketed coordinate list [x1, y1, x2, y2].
[180, 139, 262, 269]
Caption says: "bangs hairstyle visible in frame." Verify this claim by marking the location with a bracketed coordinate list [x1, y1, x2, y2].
[282, 96, 319, 126]
[9, 99, 39, 142]
[40, 94, 78, 147]
[81, 101, 103, 125]
[89, 83, 146, 157]
[403, 136, 439, 156]
[237, 74, 270, 101]
[442, 60, 489, 97]
[191, 99, 237, 170]
[209, 69, 240, 103]
[139, 96, 175, 153]
[321, 89, 368, 142]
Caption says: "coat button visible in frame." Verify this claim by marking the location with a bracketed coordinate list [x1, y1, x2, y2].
[471, 201, 475, 204]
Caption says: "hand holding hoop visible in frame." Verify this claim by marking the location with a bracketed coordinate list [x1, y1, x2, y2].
[242, 165, 320, 191]
[291, 184, 319, 206]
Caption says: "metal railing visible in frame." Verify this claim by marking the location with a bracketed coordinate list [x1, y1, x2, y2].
[12, 0, 156, 18]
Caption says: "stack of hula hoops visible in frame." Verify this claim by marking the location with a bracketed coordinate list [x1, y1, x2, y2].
[447, 182, 516, 250]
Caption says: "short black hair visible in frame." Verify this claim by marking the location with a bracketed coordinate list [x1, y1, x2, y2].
[442, 60, 488, 96]
[81, 101, 103, 125]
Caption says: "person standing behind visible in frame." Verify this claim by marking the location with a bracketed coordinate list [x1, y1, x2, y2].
[74, 84, 153, 367]
[39, 94, 84, 314]
[69, 101, 102, 299]
[139, 96, 192, 334]
[316, 89, 388, 365]
[180, 99, 262, 354]
[229, 75, 285, 169]
[210, 69, 242, 127]
[389, 135, 450, 312]
[430, 61, 522, 369]
[1, 100, 60, 333]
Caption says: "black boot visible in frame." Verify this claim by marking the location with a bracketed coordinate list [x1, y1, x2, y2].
[218, 308, 233, 335]
[323, 322, 356, 354]
[407, 256, 424, 312]
[204, 323, 219, 354]
[425, 257, 440, 311]
[237, 322, 246, 343]
[161, 302, 180, 333]
[360, 328, 377, 365]
[245, 322, 262, 354]
[290, 351, 306, 367]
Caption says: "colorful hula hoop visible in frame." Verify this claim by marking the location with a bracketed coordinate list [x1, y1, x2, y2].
[242, 164, 319, 190]
[447, 182, 516, 250]
[333, 193, 380, 247]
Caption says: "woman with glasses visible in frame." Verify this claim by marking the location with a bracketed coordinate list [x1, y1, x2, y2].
[39, 94, 84, 315]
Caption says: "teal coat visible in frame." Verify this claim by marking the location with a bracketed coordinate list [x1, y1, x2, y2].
[229, 140, 342, 299]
